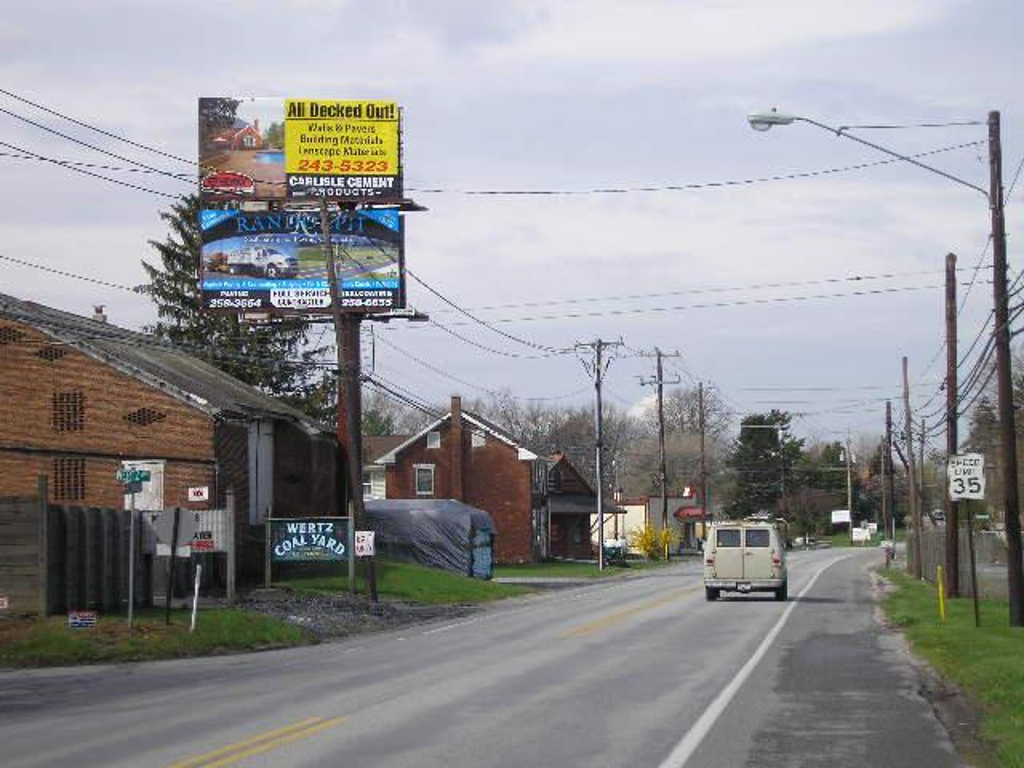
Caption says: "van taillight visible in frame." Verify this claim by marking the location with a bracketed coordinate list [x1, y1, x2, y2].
[705, 556, 715, 566]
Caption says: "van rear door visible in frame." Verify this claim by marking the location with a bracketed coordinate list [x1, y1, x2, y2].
[743, 528, 773, 579]
[714, 527, 743, 579]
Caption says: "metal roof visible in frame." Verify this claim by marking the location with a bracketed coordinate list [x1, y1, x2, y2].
[0, 292, 329, 435]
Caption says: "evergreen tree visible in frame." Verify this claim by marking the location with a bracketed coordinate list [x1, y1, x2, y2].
[725, 410, 804, 518]
[142, 193, 327, 407]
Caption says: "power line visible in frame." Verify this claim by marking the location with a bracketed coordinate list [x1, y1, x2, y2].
[0, 104, 191, 184]
[0, 87, 194, 166]
[0, 140, 181, 199]
[404, 140, 984, 195]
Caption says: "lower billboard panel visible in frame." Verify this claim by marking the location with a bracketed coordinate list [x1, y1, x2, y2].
[199, 208, 403, 314]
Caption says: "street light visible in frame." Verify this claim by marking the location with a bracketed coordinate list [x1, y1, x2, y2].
[748, 108, 1023, 626]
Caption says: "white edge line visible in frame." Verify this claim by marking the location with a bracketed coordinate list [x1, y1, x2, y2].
[658, 554, 855, 768]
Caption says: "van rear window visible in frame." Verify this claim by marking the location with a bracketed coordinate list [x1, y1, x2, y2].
[716, 529, 741, 547]
[745, 529, 770, 547]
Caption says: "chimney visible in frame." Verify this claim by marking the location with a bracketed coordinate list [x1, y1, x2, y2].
[92, 305, 107, 323]
[450, 395, 464, 501]
[253, 118, 260, 134]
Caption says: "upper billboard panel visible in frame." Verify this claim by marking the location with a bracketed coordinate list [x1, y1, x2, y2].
[198, 97, 402, 203]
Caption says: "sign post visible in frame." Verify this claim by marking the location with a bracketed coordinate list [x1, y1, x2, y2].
[116, 467, 150, 632]
[949, 453, 985, 627]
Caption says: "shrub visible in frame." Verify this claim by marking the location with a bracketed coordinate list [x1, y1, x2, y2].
[628, 524, 676, 560]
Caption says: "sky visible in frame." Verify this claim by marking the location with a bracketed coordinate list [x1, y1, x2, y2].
[2, 0, 1022, 449]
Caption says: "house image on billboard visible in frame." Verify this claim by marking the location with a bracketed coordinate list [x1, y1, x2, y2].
[210, 118, 264, 151]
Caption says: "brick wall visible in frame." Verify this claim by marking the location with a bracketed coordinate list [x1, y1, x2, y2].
[384, 416, 535, 564]
[0, 320, 217, 509]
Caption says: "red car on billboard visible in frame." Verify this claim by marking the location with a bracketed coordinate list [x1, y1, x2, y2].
[201, 170, 255, 196]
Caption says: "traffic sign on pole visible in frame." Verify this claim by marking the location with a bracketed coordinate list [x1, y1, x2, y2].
[949, 453, 986, 500]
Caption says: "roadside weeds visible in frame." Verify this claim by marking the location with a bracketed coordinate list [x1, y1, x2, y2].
[874, 568, 1023, 768]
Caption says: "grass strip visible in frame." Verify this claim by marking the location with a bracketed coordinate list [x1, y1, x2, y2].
[0, 608, 305, 669]
[492, 560, 670, 579]
[281, 559, 531, 604]
[879, 570, 1024, 768]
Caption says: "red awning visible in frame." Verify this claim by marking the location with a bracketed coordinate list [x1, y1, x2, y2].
[674, 507, 706, 520]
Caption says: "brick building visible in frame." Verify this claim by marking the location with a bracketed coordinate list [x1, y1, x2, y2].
[373, 396, 547, 563]
[544, 452, 599, 560]
[0, 293, 338, 581]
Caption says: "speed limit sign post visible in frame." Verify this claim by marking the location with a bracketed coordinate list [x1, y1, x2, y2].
[949, 453, 986, 500]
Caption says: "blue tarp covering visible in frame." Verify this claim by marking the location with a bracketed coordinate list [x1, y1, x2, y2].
[364, 499, 496, 579]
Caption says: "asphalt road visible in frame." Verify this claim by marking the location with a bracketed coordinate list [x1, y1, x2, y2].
[0, 549, 962, 767]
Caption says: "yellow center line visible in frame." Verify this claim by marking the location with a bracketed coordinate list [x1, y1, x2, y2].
[561, 586, 701, 638]
[166, 716, 344, 768]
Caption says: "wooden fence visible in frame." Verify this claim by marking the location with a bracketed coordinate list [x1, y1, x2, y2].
[0, 478, 153, 615]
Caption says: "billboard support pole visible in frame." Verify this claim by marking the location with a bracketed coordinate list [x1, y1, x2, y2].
[319, 200, 376, 602]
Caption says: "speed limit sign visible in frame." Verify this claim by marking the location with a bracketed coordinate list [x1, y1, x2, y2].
[948, 453, 985, 500]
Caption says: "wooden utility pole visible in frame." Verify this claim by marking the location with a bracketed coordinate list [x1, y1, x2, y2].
[945, 252, 960, 597]
[988, 111, 1024, 626]
[846, 434, 853, 544]
[699, 382, 708, 545]
[640, 349, 680, 552]
[320, 201, 375, 601]
[578, 338, 624, 570]
[884, 401, 895, 564]
[904, 357, 922, 578]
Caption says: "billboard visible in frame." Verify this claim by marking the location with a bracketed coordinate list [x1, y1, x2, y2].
[198, 97, 402, 203]
[199, 208, 404, 314]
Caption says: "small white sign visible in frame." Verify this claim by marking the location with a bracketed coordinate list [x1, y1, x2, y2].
[949, 453, 986, 500]
[831, 509, 851, 525]
[355, 531, 376, 557]
[852, 527, 871, 543]
[867, 522, 878, 535]
[0, 596, 8, 610]
[188, 486, 210, 502]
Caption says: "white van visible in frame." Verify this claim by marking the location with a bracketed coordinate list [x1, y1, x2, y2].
[704, 520, 787, 601]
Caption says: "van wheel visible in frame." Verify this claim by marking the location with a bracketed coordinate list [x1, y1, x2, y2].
[705, 587, 719, 601]
[775, 582, 788, 602]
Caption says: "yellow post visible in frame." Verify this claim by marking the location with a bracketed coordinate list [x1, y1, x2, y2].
[937, 564, 947, 621]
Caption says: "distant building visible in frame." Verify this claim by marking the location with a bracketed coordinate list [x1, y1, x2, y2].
[0, 293, 338, 581]
[373, 396, 553, 563]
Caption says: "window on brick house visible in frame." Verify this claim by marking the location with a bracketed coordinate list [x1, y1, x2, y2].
[35, 346, 68, 362]
[53, 457, 86, 501]
[471, 430, 486, 448]
[414, 464, 435, 495]
[0, 325, 26, 345]
[124, 407, 167, 427]
[52, 391, 85, 432]
[426, 431, 441, 449]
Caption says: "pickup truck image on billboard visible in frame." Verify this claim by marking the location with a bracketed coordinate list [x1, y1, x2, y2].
[199, 208, 404, 314]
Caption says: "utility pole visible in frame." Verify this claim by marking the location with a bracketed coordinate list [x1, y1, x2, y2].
[884, 401, 895, 564]
[846, 434, 853, 544]
[577, 338, 624, 570]
[903, 357, 921, 578]
[945, 252, 960, 597]
[919, 418, 927, 525]
[699, 382, 708, 546]
[988, 111, 1024, 626]
[639, 348, 680, 554]
[320, 200, 375, 601]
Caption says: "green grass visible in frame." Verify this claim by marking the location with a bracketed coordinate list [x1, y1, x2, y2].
[880, 570, 1024, 767]
[0, 608, 305, 669]
[280, 559, 530, 604]
[492, 559, 670, 579]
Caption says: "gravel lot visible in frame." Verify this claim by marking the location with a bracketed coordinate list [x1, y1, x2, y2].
[237, 589, 479, 642]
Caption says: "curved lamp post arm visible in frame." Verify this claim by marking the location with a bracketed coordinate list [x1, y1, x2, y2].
[748, 111, 989, 200]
